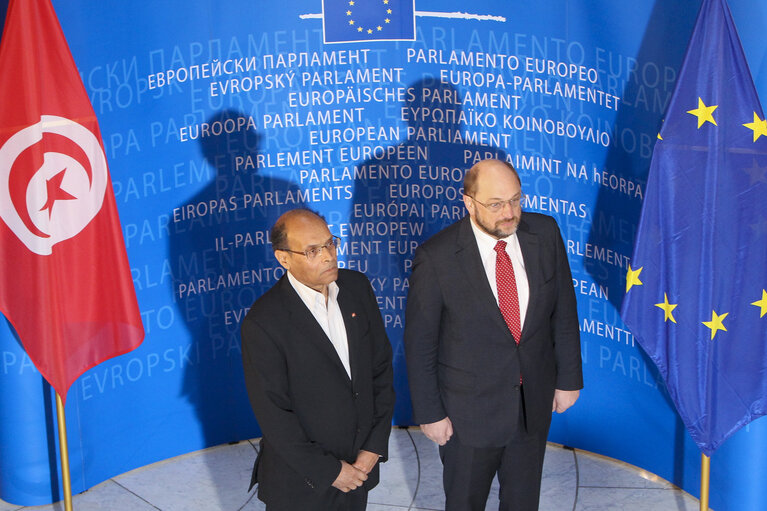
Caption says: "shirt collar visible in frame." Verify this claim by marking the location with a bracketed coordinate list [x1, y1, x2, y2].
[469, 216, 517, 255]
[287, 271, 339, 307]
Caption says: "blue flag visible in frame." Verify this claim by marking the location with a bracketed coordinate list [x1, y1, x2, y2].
[322, 0, 415, 43]
[621, 0, 767, 456]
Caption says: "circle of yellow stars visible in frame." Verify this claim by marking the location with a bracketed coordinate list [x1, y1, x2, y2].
[625, 266, 767, 340]
[638, 94, 767, 340]
[346, 0, 393, 36]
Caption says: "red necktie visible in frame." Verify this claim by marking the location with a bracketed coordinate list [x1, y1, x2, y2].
[494, 240, 522, 344]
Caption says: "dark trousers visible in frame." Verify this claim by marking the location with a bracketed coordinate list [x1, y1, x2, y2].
[439, 394, 549, 511]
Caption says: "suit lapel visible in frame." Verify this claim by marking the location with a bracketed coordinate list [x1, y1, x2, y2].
[516, 216, 540, 341]
[455, 217, 515, 341]
[278, 277, 352, 381]
[337, 285, 360, 385]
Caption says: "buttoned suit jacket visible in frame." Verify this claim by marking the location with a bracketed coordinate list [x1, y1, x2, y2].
[241, 269, 395, 510]
[404, 213, 582, 448]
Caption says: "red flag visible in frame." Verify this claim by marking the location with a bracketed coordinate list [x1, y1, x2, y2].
[0, 0, 144, 401]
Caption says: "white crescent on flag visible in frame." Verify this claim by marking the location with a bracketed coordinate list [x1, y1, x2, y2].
[0, 115, 108, 255]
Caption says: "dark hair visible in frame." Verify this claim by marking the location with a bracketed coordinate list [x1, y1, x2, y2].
[463, 159, 520, 196]
[271, 208, 326, 251]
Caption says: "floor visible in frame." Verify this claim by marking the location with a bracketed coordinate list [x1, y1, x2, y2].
[0, 428, 701, 511]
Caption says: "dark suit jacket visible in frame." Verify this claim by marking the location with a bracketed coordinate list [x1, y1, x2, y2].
[241, 269, 395, 510]
[404, 213, 582, 448]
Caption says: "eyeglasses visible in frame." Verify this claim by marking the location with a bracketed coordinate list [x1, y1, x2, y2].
[467, 194, 526, 213]
[278, 236, 340, 261]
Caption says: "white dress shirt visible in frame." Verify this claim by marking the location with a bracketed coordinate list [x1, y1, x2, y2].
[469, 218, 530, 330]
[287, 271, 351, 379]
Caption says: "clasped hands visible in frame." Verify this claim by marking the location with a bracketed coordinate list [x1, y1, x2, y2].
[331, 449, 379, 493]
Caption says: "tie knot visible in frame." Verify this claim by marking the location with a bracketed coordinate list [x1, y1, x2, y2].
[494, 240, 507, 253]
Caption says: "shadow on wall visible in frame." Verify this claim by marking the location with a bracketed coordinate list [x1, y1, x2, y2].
[584, 0, 700, 492]
[167, 109, 303, 506]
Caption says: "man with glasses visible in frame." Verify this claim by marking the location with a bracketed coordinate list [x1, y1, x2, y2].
[405, 158, 582, 510]
[241, 208, 395, 511]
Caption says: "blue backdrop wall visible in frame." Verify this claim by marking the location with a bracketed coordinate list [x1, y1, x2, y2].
[1, 1, 766, 509]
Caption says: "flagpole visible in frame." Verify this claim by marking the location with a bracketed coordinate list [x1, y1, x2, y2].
[55, 392, 74, 511]
[700, 453, 710, 510]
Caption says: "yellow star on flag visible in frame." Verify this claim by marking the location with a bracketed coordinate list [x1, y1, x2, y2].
[654, 293, 678, 323]
[346, 10, 352, 15]
[367, 28, 373, 33]
[377, 26, 382, 31]
[349, 19, 354, 25]
[687, 97, 718, 128]
[702, 310, 729, 340]
[357, 26, 363, 32]
[743, 112, 767, 142]
[751, 289, 767, 318]
[626, 265, 643, 293]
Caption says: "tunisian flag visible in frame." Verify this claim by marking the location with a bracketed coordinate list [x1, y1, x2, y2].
[0, 0, 144, 401]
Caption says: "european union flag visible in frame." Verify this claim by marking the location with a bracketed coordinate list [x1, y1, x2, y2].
[621, 0, 767, 455]
[322, 0, 415, 44]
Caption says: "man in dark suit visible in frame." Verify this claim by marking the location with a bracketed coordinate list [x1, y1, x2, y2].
[241, 208, 395, 511]
[404, 158, 582, 511]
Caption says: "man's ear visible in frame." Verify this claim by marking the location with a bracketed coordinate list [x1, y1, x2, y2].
[275, 250, 290, 271]
[462, 194, 474, 215]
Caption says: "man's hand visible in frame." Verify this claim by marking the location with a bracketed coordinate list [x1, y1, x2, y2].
[353, 450, 380, 474]
[420, 417, 453, 445]
[552, 389, 580, 413]
[332, 461, 368, 493]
